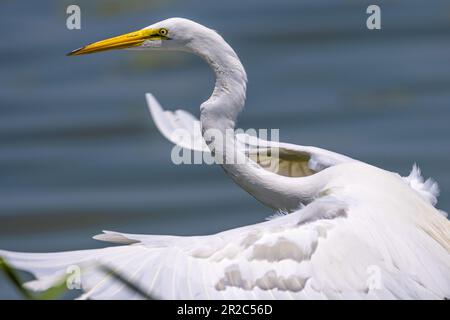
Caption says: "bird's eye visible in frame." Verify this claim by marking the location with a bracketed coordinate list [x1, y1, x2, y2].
[159, 28, 168, 36]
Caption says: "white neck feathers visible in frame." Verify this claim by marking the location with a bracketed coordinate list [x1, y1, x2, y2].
[187, 30, 247, 133]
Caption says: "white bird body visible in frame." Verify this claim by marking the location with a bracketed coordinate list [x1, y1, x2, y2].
[1, 18, 449, 300]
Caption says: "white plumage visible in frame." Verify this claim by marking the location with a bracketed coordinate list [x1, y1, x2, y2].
[1, 18, 449, 300]
[2, 176, 448, 299]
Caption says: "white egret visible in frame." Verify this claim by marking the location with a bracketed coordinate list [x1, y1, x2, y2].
[1, 18, 449, 300]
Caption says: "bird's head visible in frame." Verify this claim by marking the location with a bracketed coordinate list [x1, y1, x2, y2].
[67, 18, 214, 56]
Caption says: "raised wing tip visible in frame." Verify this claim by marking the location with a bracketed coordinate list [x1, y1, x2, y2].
[145, 92, 164, 118]
[145, 92, 155, 100]
[145, 92, 159, 107]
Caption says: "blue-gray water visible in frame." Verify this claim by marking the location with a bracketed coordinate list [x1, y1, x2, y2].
[1, 0, 449, 298]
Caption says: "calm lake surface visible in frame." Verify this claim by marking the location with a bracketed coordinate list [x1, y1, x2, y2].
[1, 0, 449, 298]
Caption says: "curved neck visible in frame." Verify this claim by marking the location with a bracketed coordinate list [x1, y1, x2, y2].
[191, 33, 319, 211]
[191, 35, 247, 134]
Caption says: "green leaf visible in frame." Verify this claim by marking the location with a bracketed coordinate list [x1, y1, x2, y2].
[0, 256, 33, 300]
[35, 276, 69, 300]
[0, 256, 69, 300]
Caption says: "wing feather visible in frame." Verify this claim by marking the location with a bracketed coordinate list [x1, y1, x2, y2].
[146, 93, 355, 178]
[2, 194, 448, 299]
[146, 94, 443, 207]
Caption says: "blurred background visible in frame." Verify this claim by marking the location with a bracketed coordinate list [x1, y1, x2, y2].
[0, 0, 449, 298]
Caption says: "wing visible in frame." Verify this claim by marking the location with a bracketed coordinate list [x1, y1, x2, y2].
[146, 94, 442, 207]
[2, 195, 449, 300]
[146, 93, 209, 152]
[236, 134, 355, 177]
[146, 93, 355, 177]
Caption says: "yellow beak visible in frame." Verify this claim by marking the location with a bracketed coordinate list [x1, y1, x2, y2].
[67, 28, 165, 56]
